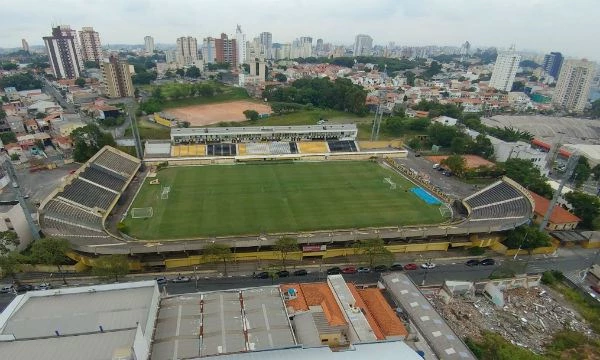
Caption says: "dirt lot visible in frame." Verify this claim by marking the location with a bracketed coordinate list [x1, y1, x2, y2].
[426, 154, 495, 169]
[163, 101, 272, 126]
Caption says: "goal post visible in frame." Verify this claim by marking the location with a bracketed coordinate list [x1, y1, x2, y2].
[131, 207, 153, 219]
[439, 204, 452, 218]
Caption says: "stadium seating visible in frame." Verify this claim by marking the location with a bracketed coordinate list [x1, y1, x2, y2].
[297, 142, 328, 154]
[207, 143, 237, 156]
[327, 140, 358, 152]
[171, 145, 181, 157]
[58, 179, 118, 210]
[289, 142, 299, 154]
[269, 142, 292, 155]
[462, 180, 532, 225]
[43, 199, 103, 230]
[43, 217, 109, 238]
[245, 142, 270, 155]
[81, 165, 127, 192]
[93, 149, 139, 176]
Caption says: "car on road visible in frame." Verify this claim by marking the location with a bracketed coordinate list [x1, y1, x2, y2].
[253, 271, 269, 279]
[155, 276, 168, 285]
[403, 263, 418, 271]
[421, 262, 436, 269]
[433, 163, 440, 169]
[390, 263, 404, 271]
[442, 171, 452, 177]
[465, 259, 480, 267]
[0, 284, 14, 293]
[15, 284, 33, 293]
[357, 267, 371, 273]
[414, 152, 421, 157]
[327, 267, 342, 275]
[36, 283, 51, 290]
[293, 269, 308, 276]
[341, 266, 357, 274]
[277, 270, 290, 278]
[479, 258, 496, 266]
[172, 276, 191, 283]
[373, 265, 388, 272]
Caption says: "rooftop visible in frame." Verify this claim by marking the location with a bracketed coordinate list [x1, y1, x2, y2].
[171, 124, 358, 136]
[530, 191, 581, 224]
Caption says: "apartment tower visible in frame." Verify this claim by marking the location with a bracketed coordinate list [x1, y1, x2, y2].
[489, 47, 521, 92]
[353, 34, 373, 57]
[552, 59, 596, 113]
[79, 27, 103, 64]
[100, 54, 134, 98]
[259, 32, 272, 59]
[144, 36, 155, 54]
[542, 52, 564, 79]
[43, 25, 84, 79]
[21, 39, 29, 53]
[235, 25, 246, 66]
[215, 33, 237, 68]
[175, 36, 198, 66]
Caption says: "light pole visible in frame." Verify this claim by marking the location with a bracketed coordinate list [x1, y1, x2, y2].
[193, 266, 198, 291]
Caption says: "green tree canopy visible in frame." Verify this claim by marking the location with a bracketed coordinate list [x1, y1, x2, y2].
[71, 124, 116, 162]
[185, 66, 201, 78]
[274, 237, 299, 270]
[353, 238, 393, 268]
[503, 225, 552, 252]
[92, 255, 130, 282]
[0, 72, 42, 91]
[30, 238, 71, 284]
[573, 157, 591, 188]
[274, 73, 287, 82]
[175, 68, 185, 77]
[565, 191, 600, 229]
[203, 243, 233, 276]
[590, 99, 600, 119]
[0, 252, 23, 280]
[0, 62, 18, 70]
[132, 70, 157, 85]
[0, 231, 19, 255]
[502, 158, 553, 198]
[243, 109, 259, 121]
[441, 155, 466, 176]
[75, 77, 86, 87]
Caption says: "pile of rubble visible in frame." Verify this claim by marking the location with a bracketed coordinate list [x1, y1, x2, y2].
[431, 287, 594, 353]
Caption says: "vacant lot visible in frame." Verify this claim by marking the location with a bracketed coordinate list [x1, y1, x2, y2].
[164, 101, 272, 126]
[124, 161, 444, 239]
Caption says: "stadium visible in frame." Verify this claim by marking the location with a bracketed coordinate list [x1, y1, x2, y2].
[37, 124, 534, 267]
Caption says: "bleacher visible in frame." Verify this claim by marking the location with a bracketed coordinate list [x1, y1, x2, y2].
[245, 142, 270, 155]
[42, 217, 110, 239]
[327, 140, 358, 152]
[207, 143, 237, 156]
[80, 166, 127, 192]
[269, 142, 292, 155]
[58, 179, 118, 210]
[43, 199, 103, 230]
[297, 142, 329, 154]
[93, 148, 139, 176]
[462, 179, 532, 225]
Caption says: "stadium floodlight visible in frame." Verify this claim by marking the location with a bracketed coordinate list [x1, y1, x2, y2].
[131, 207, 153, 218]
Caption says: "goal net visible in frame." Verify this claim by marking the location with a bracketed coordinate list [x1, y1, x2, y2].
[161, 186, 171, 200]
[383, 177, 397, 190]
[131, 207, 153, 219]
[439, 204, 452, 218]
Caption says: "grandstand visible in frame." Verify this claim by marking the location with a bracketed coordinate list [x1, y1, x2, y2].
[207, 143, 237, 156]
[327, 140, 358, 152]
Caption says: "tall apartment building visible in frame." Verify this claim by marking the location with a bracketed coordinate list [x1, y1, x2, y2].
[21, 39, 29, 52]
[235, 25, 246, 66]
[543, 52, 563, 79]
[259, 32, 272, 59]
[79, 27, 103, 63]
[43, 25, 84, 79]
[202, 37, 216, 64]
[100, 54, 134, 98]
[175, 36, 198, 66]
[552, 59, 596, 113]
[144, 36, 155, 54]
[488, 47, 521, 92]
[215, 33, 237, 68]
[353, 34, 373, 57]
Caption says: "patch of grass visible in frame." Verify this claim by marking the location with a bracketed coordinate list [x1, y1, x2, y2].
[161, 88, 249, 109]
[550, 281, 600, 334]
[124, 161, 444, 239]
[466, 331, 545, 360]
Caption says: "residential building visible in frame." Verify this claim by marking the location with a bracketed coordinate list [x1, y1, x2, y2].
[43, 25, 84, 79]
[353, 34, 373, 57]
[215, 33, 237, 68]
[144, 35, 155, 54]
[275, 43, 291, 60]
[299, 36, 313, 58]
[202, 37, 216, 64]
[259, 32, 272, 59]
[316, 38, 324, 52]
[78, 27, 103, 63]
[235, 25, 246, 66]
[175, 36, 198, 66]
[100, 54, 134, 98]
[542, 52, 563, 79]
[432, 116, 458, 126]
[165, 50, 176, 64]
[21, 38, 29, 52]
[552, 59, 596, 113]
[0, 200, 35, 251]
[529, 191, 581, 230]
[489, 47, 521, 92]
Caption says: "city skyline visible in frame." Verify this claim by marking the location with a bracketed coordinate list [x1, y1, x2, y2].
[0, 0, 599, 61]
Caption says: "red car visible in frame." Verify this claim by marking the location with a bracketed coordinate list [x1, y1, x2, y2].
[341, 266, 357, 274]
[403, 263, 418, 271]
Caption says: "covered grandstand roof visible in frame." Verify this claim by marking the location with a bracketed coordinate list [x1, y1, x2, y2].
[171, 124, 357, 136]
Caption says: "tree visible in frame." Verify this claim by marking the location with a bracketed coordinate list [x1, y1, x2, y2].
[503, 225, 551, 253]
[592, 164, 600, 182]
[565, 191, 600, 230]
[590, 99, 600, 119]
[0, 72, 43, 91]
[274, 73, 287, 82]
[441, 155, 466, 176]
[511, 81, 525, 92]
[132, 71, 157, 85]
[84, 60, 99, 69]
[451, 136, 468, 154]
[175, 68, 185, 77]
[30, 238, 71, 284]
[572, 157, 591, 188]
[0, 132, 17, 144]
[197, 83, 215, 97]
[243, 109, 260, 121]
[404, 71, 416, 86]
[353, 238, 393, 268]
[502, 158, 553, 198]
[92, 255, 130, 282]
[0, 252, 23, 280]
[203, 243, 233, 276]
[75, 77, 86, 87]
[274, 237, 299, 270]
[71, 124, 116, 162]
[0, 231, 19, 255]
[185, 66, 201, 78]
[0, 62, 18, 70]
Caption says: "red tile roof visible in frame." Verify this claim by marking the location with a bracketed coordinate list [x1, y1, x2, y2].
[530, 191, 581, 224]
[356, 288, 408, 338]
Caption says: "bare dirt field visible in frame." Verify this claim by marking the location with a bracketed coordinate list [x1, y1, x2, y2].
[164, 101, 272, 126]
[426, 154, 495, 169]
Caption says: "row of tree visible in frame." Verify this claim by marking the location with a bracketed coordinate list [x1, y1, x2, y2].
[0, 72, 43, 91]
[139, 82, 217, 113]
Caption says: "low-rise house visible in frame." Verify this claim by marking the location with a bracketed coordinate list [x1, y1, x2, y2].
[529, 191, 581, 231]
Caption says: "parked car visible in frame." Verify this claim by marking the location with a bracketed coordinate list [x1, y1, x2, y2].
[414, 152, 421, 157]
[36, 283, 51, 290]
[172, 276, 191, 283]
[403, 263, 418, 271]
[277, 270, 290, 278]
[155, 276, 168, 285]
[0, 284, 14, 293]
[327, 267, 342, 275]
[442, 171, 452, 177]
[465, 259, 480, 267]
[253, 271, 269, 279]
[421, 262, 436, 269]
[591, 285, 600, 294]
[357, 267, 371, 273]
[479, 258, 496, 266]
[293, 269, 308, 276]
[15, 284, 33, 293]
[341, 266, 357, 274]
[390, 263, 404, 271]
[373, 265, 388, 272]
[433, 163, 440, 169]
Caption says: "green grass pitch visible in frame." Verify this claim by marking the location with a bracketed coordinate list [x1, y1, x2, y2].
[124, 161, 445, 239]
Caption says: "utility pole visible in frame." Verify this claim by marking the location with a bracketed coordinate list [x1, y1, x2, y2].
[1, 156, 40, 241]
[539, 152, 579, 231]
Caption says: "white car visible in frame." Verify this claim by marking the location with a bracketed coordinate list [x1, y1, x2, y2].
[421, 262, 436, 269]
[171, 276, 191, 283]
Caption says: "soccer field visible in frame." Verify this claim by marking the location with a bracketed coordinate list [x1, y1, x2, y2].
[124, 161, 445, 239]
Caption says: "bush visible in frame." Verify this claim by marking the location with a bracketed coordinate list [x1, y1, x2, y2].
[156, 162, 168, 170]
[117, 222, 129, 235]
[541, 270, 564, 285]
[468, 247, 485, 256]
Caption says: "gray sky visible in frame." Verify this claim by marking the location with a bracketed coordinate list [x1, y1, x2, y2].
[1, 0, 598, 60]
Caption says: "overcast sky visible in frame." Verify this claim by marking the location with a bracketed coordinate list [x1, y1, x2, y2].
[1, 0, 598, 60]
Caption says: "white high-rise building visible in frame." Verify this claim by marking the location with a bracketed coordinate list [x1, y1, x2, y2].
[175, 36, 198, 66]
[144, 36, 155, 54]
[552, 59, 596, 113]
[489, 47, 521, 92]
[79, 27, 103, 63]
[353, 34, 373, 57]
[202, 37, 216, 64]
[259, 32, 272, 59]
[235, 25, 246, 66]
